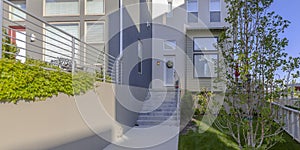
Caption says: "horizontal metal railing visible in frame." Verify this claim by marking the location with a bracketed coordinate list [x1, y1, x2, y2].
[0, 0, 118, 83]
[272, 102, 300, 143]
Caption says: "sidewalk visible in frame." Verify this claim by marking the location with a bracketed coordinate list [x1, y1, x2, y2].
[104, 125, 179, 150]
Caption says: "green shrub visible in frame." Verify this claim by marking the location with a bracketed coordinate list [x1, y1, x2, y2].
[0, 58, 94, 104]
[2, 29, 19, 59]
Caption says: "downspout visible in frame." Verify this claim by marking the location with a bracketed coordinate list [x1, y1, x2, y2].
[117, 0, 123, 84]
[120, 0, 123, 57]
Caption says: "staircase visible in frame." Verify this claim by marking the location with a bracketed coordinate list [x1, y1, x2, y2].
[136, 90, 179, 127]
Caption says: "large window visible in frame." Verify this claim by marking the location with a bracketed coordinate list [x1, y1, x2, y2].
[85, 0, 105, 15]
[187, 0, 198, 23]
[9, 0, 26, 21]
[44, 0, 79, 16]
[85, 22, 105, 43]
[44, 23, 79, 62]
[194, 54, 218, 78]
[209, 0, 221, 22]
[194, 37, 218, 51]
[193, 37, 218, 78]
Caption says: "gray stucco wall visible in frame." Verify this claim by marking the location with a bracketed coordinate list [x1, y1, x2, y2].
[0, 83, 124, 150]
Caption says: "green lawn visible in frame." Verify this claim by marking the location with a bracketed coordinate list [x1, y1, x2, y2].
[179, 120, 300, 150]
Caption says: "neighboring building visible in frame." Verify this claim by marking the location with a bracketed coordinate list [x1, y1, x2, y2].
[151, 0, 228, 92]
[4, 0, 228, 93]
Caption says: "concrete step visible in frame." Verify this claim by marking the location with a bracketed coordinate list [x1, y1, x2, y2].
[136, 120, 178, 126]
[138, 115, 177, 120]
[138, 112, 177, 116]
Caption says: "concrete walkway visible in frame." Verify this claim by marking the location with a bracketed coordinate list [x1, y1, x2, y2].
[104, 125, 179, 150]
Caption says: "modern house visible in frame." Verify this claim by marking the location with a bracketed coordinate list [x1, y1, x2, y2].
[1, 0, 228, 149]
[5, 0, 227, 93]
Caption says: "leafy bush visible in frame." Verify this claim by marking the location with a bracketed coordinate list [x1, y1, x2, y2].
[2, 29, 19, 59]
[96, 70, 112, 83]
[195, 89, 212, 115]
[0, 58, 94, 104]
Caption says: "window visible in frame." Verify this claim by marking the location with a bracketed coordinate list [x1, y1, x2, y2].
[210, 0, 221, 22]
[44, 0, 79, 16]
[86, 0, 105, 15]
[194, 54, 218, 78]
[9, 0, 26, 21]
[193, 37, 218, 78]
[194, 37, 218, 51]
[138, 40, 142, 74]
[44, 23, 79, 62]
[167, 1, 173, 17]
[187, 0, 198, 23]
[85, 22, 104, 43]
[164, 40, 176, 50]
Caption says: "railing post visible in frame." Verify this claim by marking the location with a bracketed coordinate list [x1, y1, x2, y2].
[116, 59, 119, 84]
[0, 0, 3, 59]
[71, 37, 75, 72]
[103, 54, 106, 82]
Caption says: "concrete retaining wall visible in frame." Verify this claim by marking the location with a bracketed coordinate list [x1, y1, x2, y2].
[0, 82, 135, 150]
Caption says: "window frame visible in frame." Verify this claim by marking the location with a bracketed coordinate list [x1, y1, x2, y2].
[43, 22, 80, 62]
[209, 0, 221, 22]
[9, 0, 26, 21]
[193, 37, 219, 78]
[84, 21, 105, 44]
[85, 0, 105, 15]
[186, 0, 198, 13]
[193, 37, 218, 52]
[43, 0, 80, 17]
[186, 0, 199, 23]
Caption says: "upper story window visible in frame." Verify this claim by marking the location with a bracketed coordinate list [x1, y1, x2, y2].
[44, 0, 79, 16]
[85, 22, 105, 43]
[187, 0, 198, 23]
[9, 0, 26, 21]
[209, 0, 221, 22]
[44, 23, 80, 62]
[86, 0, 105, 15]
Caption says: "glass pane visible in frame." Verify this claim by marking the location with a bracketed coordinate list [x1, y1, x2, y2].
[210, 11, 221, 22]
[210, 0, 220, 11]
[138, 40, 142, 59]
[164, 40, 176, 50]
[194, 54, 218, 77]
[188, 12, 198, 23]
[45, 24, 79, 62]
[10, 1, 26, 21]
[194, 37, 218, 51]
[187, 0, 198, 12]
[86, 0, 104, 15]
[45, 0, 79, 16]
[86, 22, 104, 43]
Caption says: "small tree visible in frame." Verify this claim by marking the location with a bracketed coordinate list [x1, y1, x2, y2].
[214, 0, 299, 149]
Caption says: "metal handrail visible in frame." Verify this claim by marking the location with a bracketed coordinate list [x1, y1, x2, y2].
[1, 0, 119, 83]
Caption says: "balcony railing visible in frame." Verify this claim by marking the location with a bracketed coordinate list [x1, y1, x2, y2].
[272, 102, 300, 143]
[0, 0, 118, 83]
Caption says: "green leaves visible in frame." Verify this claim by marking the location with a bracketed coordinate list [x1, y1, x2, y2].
[0, 58, 93, 104]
